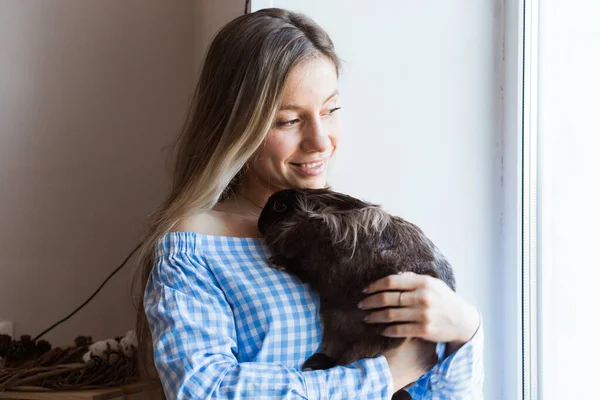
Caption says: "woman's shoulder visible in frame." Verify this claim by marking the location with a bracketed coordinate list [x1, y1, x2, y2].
[170, 208, 261, 238]
[155, 210, 261, 259]
[171, 210, 228, 236]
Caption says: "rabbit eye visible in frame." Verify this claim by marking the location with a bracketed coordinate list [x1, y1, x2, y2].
[273, 201, 287, 212]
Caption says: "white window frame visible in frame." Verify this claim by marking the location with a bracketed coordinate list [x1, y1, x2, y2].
[502, 0, 530, 398]
[520, 0, 539, 398]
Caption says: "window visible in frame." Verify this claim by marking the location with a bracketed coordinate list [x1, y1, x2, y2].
[522, 0, 600, 398]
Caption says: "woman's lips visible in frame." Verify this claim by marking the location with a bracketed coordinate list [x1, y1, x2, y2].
[290, 158, 328, 176]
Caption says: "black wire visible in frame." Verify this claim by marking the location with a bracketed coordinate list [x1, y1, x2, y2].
[33, 242, 143, 342]
[33, 0, 250, 348]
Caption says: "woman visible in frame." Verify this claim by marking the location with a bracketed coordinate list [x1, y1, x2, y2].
[134, 8, 484, 399]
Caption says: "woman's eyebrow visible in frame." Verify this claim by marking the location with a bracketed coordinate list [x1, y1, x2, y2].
[279, 89, 340, 111]
[323, 89, 340, 104]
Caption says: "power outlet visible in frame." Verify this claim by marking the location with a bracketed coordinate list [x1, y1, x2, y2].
[0, 321, 14, 338]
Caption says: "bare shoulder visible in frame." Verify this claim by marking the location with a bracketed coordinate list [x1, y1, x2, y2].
[171, 211, 226, 235]
[171, 209, 261, 238]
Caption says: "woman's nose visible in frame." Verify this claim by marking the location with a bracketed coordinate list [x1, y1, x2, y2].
[301, 119, 330, 153]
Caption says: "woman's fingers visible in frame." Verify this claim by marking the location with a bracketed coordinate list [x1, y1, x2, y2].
[363, 271, 433, 294]
[381, 323, 426, 338]
[359, 289, 426, 310]
[358, 272, 479, 343]
[363, 306, 425, 324]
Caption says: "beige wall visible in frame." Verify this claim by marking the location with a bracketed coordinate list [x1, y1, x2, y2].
[194, 0, 246, 71]
[0, 0, 199, 347]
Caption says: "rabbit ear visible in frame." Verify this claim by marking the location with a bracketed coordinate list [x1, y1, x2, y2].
[426, 241, 457, 291]
[434, 258, 457, 291]
[418, 258, 456, 292]
[312, 190, 370, 210]
[423, 267, 440, 280]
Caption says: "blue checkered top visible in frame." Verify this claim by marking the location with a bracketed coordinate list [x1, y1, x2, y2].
[144, 232, 484, 399]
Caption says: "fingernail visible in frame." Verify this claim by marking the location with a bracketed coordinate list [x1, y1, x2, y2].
[357, 302, 363, 309]
[363, 315, 369, 322]
[362, 288, 368, 293]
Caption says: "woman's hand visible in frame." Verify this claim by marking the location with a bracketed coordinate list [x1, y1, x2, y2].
[359, 272, 480, 350]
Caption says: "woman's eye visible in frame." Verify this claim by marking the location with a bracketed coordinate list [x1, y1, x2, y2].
[273, 201, 287, 212]
[275, 108, 340, 127]
[277, 118, 300, 127]
[325, 107, 342, 116]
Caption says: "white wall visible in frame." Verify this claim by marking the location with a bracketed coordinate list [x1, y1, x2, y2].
[502, 0, 523, 399]
[0, 0, 195, 346]
[260, 1, 506, 399]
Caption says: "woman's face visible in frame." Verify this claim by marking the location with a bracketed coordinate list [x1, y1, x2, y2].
[242, 56, 341, 202]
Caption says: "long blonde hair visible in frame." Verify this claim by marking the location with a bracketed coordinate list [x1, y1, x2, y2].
[131, 8, 341, 380]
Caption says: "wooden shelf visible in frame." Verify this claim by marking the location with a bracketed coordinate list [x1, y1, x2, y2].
[0, 381, 164, 400]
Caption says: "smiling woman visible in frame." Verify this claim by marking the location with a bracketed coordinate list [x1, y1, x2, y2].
[230, 57, 342, 205]
[133, 7, 483, 400]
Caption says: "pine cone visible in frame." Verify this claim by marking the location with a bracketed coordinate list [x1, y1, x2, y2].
[74, 335, 93, 348]
[35, 339, 52, 356]
[20, 335, 36, 358]
[0, 334, 11, 357]
[7, 341, 26, 361]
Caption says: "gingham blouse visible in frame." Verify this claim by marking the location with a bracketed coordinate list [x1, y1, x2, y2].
[144, 232, 484, 399]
